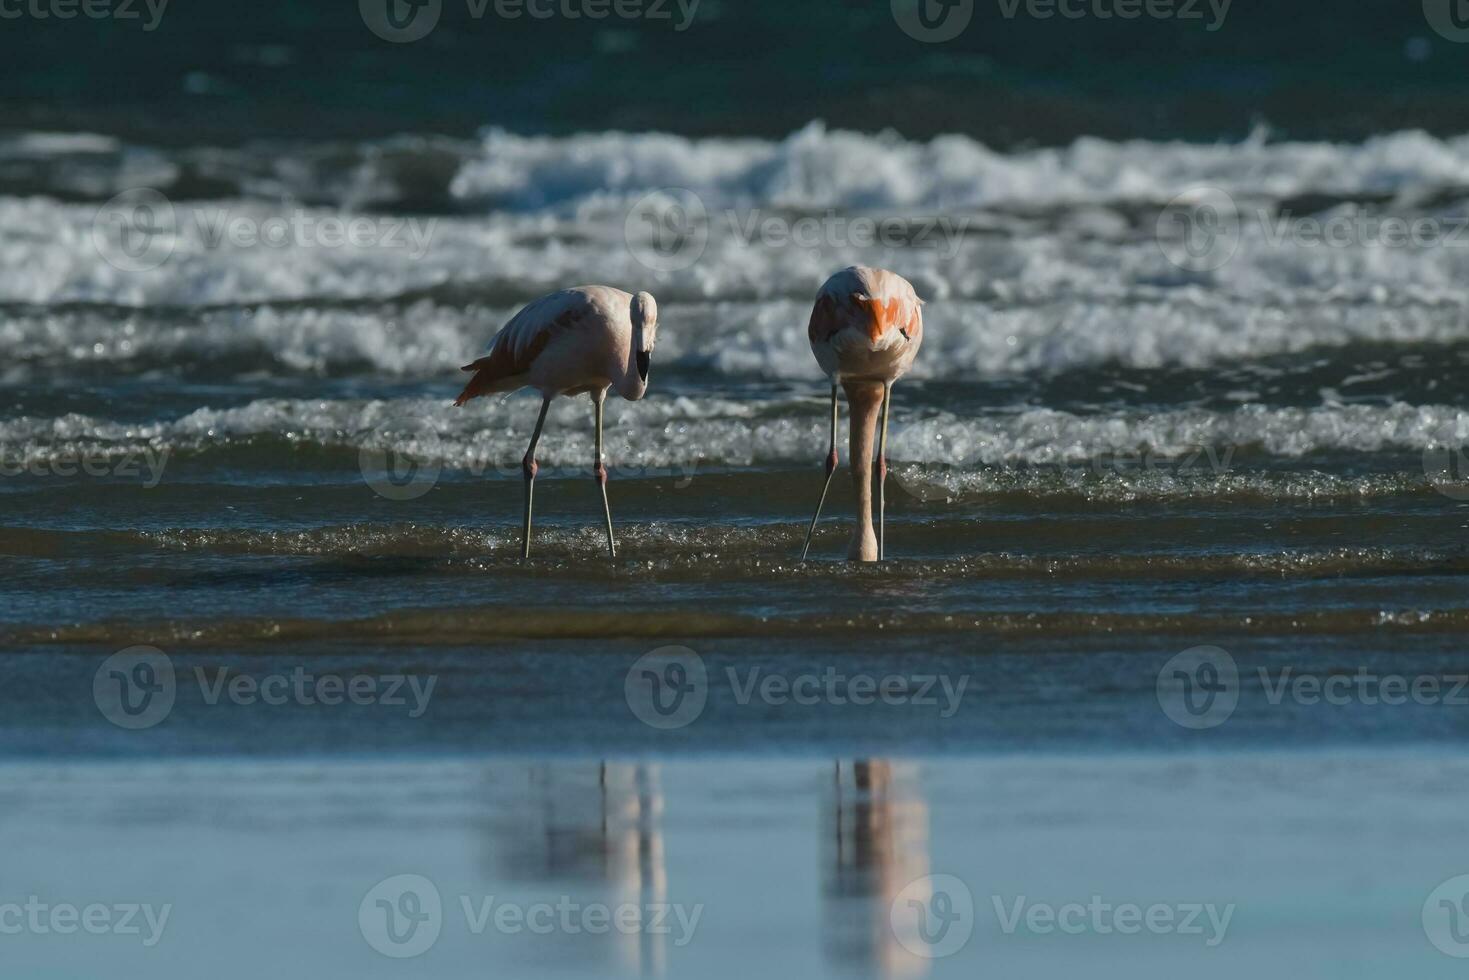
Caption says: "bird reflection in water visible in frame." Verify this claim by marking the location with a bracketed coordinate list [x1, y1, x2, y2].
[486, 762, 668, 977]
[824, 760, 933, 978]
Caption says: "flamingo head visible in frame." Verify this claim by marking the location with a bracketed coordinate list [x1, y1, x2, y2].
[629, 291, 659, 394]
[849, 290, 921, 351]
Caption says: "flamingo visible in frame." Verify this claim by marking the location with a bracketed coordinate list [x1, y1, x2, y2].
[454, 286, 659, 559]
[801, 267, 924, 562]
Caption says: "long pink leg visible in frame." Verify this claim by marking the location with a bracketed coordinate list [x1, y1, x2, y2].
[878, 382, 893, 562]
[593, 391, 616, 559]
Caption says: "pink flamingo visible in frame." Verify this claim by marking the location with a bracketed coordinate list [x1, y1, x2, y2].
[802, 267, 924, 562]
[454, 286, 660, 559]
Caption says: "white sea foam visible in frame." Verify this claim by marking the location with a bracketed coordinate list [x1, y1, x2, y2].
[5, 398, 1466, 473]
[452, 123, 1469, 212]
[4, 290, 1467, 384]
[5, 125, 1469, 380]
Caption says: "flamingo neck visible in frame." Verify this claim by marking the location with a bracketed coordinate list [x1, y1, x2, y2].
[843, 380, 883, 563]
[613, 363, 648, 401]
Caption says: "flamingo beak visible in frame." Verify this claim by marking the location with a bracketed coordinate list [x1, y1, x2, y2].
[636, 350, 651, 383]
[860, 299, 888, 346]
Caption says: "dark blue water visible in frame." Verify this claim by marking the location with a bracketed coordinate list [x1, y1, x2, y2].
[4, 1, 1469, 144]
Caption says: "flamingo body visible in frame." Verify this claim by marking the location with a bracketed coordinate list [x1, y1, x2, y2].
[456, 285, 655, 405]
[454, 285, 659, 559]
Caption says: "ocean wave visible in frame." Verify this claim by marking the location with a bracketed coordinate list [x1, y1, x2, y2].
[4, 290, 1468, 384]
[3, 398, 1468, 472]
[7, 125, 1469, 315]
[5, 126, 1469, 396]
[452, 123, 1469, 212]
[14, 124, 1469, 214]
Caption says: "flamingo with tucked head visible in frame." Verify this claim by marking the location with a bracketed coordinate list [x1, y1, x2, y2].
[455, 285, 659, 559]
[802, 267, 924, 562]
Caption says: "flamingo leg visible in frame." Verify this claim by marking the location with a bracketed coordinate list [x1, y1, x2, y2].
[878, 381, 892, 562]
[801, 383, 840, 561]
[593, 391, 617, 559]
[521, 397, 551, 560]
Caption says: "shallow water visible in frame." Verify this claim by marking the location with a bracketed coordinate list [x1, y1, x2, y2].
[6, 119, 1469, 975]
[8, 750, 1469, 978]
[8, 125, 1469, 645]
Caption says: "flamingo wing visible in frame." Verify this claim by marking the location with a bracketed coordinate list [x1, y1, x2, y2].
[808, 291, 844, 347]
[454, 289, 601, 406]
